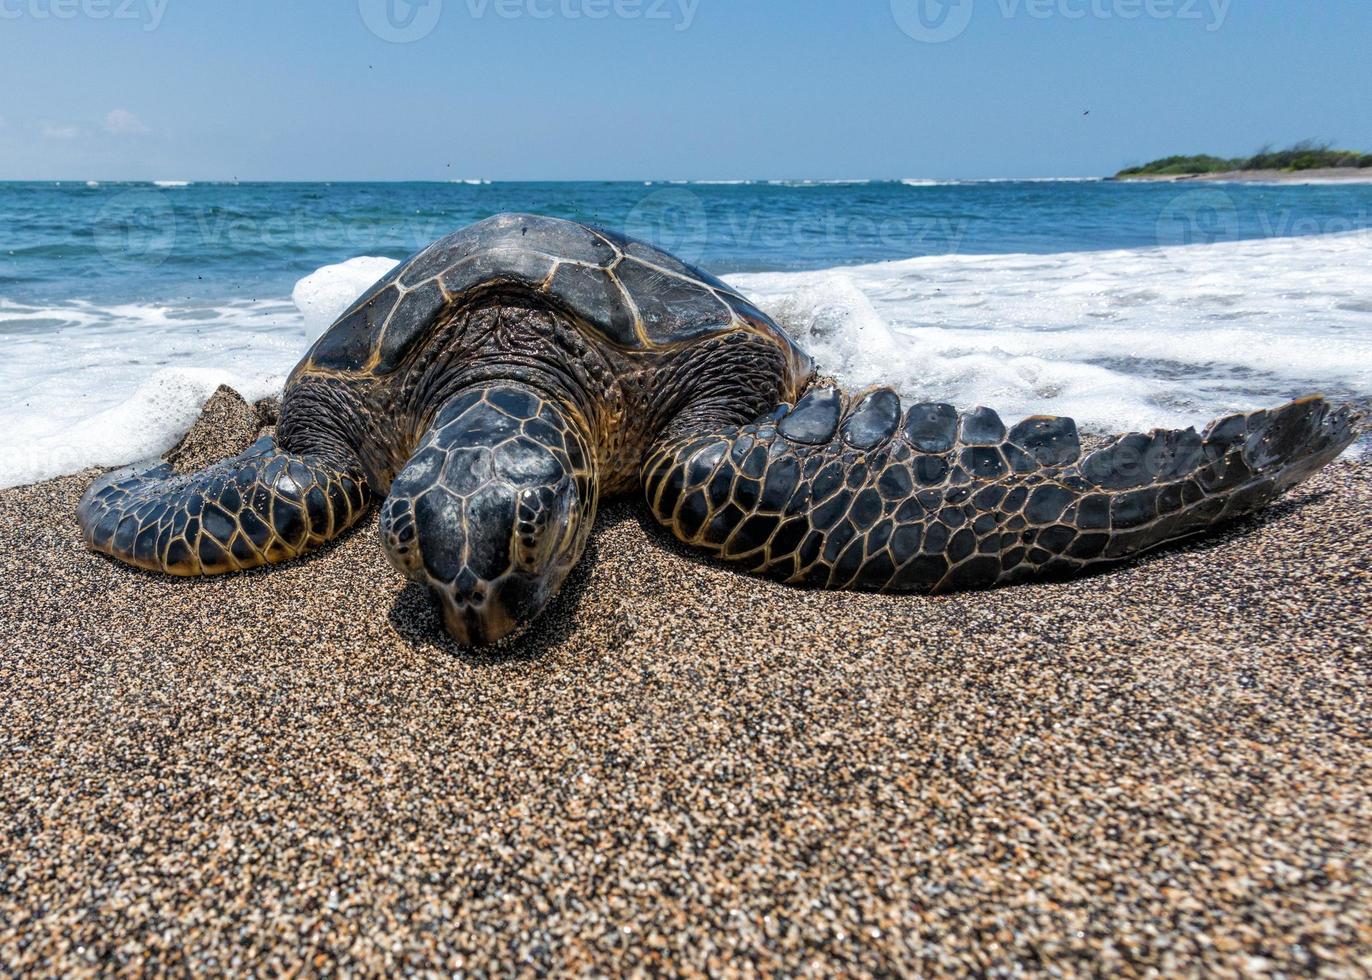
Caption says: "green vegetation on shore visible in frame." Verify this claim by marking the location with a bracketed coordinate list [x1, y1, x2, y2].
[1118, 141, 1372, 177]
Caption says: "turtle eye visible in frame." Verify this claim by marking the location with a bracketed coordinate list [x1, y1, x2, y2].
[512, 480, 573, 574]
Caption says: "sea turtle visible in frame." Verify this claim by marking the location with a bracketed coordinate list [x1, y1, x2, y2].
[78, 213, 1358, 645]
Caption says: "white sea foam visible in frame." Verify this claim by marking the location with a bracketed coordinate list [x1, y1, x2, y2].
[292, 256, 402, 341]
[769, 179, 874, 187]
[728, 230, 1372, 435]
[0, 255, 412, 486]
[2, 231, 1368, 488]
[0, 299, 300, 487]
[901, 177, 1102, 186]
[152, 180, 192, 188]
[974, 177, 1103, 183]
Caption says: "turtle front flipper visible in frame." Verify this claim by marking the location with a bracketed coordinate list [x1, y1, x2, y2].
[642, 388, 1358, 592]
[77, 437, 370, 575]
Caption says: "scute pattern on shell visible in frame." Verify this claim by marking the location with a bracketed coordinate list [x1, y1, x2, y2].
[304, 213, 812, 379]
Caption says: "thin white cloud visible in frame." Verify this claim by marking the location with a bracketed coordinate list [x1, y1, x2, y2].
[104, 109, 150, 137]
[41, 123, 82, 141]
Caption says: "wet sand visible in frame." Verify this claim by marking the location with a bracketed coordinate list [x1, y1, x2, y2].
[2, 416, 1370, 973]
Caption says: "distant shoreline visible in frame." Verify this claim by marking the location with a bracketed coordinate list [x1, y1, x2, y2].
[1113, 168, 1372, 185]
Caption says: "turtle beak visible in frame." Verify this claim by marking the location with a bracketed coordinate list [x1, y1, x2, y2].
[432, 588, 519, 647]
[424, 483, 577, 647]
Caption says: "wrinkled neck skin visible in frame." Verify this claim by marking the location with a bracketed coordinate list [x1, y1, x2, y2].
[281, 292, 796, 498]
[283, 296, 637, 496]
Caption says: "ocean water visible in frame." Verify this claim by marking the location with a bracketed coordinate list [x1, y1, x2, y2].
[2, 179, 1370, 487]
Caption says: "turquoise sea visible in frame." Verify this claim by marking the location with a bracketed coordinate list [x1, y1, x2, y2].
[5, 178, 1372, 301]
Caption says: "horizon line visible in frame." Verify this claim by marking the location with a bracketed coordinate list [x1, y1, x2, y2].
[0, 175, 1114, 185]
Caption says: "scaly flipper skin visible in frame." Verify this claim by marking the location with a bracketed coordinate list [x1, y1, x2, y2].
[77, 438, 370, 575]
[643, 388, 1358, 592]
[378, 383, 598, 646]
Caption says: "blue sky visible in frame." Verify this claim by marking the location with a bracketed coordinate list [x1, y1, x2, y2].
[0, 0, 1367, 180]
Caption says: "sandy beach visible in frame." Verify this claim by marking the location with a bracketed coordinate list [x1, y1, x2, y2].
[2, 401, 1370, 974]
[1115, 168, 1372, 184]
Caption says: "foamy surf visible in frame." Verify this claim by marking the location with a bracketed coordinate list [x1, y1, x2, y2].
[292, 256, 402, 341]
[728, 230, 1372, 436]
[0, 299, 301, 487]
[2, 231, 1368, 489]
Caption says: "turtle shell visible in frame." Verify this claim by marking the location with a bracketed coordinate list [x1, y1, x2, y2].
[303, 213, 812, 380]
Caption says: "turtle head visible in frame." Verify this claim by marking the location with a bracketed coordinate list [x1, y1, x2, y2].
[380, 384, 596, 646]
